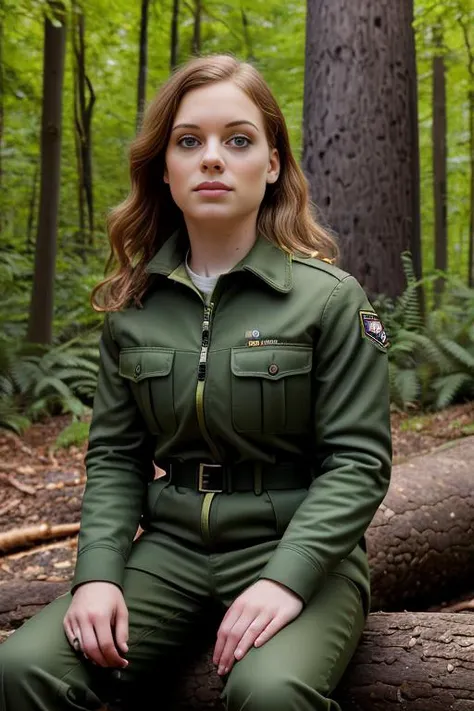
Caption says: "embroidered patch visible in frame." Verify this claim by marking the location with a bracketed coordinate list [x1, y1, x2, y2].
[359, 311, 389, 349]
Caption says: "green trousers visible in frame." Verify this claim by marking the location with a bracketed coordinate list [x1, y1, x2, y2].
[0, 484, 366, 711]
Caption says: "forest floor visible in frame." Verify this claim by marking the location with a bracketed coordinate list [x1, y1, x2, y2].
[0, 401, 473, 589]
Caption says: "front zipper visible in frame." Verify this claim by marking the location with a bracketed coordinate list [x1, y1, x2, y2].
[195, 298, 222, 544]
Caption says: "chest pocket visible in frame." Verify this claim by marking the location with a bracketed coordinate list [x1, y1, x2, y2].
[119, 347, 176, 435]
[230, 345, 313, 434]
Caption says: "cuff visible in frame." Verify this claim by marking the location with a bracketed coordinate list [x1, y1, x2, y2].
[258, 546, 326, 604]
[71, 546, 125, 594]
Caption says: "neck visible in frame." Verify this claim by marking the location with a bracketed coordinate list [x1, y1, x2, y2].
[184, 214, 258, 277]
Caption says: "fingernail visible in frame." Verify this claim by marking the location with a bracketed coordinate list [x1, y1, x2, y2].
[218, 666, 225, 675]
[235, 648, 242, 659]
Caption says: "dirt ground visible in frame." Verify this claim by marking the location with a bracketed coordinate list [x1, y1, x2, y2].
[0, 401, 473, 588]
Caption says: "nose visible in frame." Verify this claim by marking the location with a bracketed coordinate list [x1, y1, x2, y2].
[200, 139, 225, 172]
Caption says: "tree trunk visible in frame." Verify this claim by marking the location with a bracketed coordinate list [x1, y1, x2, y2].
[136, 0, 150, 133]
[458, 13, 474, 288]
[0, 0, 4, 233]
[191, 0, 201, 55]
[432, 25, 447, 305]
[26, 163, 39, 253]
[72, 1, 95, 252]
[302, 0, 422, 300]
[170, 0, 180, 72]
[241, 6, 254, 62]
[26, 0, 67, 345]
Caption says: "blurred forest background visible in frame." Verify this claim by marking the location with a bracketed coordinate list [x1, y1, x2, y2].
[0, 0, 473, 446]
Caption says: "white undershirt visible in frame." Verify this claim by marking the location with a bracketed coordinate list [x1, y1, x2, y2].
[185, 251, 220, 300]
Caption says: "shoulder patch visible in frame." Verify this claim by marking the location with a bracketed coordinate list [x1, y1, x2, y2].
[359, 311, 389, 350]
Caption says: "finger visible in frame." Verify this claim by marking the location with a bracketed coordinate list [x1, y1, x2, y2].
[233, 612, 273, 661]
[94, 618, 128, 668]
[213, 604, 242, 666]
[216, 612, 256, 675]
[80, 622, 109, 667]
[253, 614, 288, 648]
[114, 604, 129, 655]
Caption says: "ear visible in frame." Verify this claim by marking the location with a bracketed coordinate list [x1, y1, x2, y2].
[266, 147, 280, 184]
[163, 165, 169, 184]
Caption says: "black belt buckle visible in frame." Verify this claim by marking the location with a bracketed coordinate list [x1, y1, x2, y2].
[198, 463, 225, 493]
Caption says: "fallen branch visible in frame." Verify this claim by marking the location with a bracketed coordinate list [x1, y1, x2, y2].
[0, 472, 36, 495]
[0, 523, 80, 553]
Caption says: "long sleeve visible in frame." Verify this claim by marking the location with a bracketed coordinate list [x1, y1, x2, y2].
[71, 313, 155, 593]
[260, 275, 392, 603]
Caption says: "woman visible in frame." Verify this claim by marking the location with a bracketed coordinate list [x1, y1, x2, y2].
[0, 53, 392, 711]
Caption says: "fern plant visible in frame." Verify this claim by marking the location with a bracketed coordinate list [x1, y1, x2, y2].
[375, 257, 474, 411]
[0, 329, 100, 433]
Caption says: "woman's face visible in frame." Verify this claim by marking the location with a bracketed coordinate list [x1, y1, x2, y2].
[164, 80, 280, 227]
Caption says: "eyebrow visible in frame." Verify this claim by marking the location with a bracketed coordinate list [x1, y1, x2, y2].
[171, 120, 259, 133]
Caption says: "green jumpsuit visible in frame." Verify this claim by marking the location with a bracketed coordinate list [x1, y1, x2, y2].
[0, 230, 392, 710]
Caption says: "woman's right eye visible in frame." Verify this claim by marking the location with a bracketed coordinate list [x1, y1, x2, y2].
[178, 136, 199, 148]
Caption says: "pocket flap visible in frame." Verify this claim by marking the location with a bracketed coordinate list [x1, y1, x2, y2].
[231, 345, 312, 380]
[119, 347, 174, 382]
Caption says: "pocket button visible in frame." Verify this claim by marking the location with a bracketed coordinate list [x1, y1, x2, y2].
[268, 363, 279, 376]
[134, 364, 141, 377]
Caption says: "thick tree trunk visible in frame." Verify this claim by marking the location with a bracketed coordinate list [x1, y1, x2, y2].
[302, 0, 421, 300]
[432, 25, 447, 305]
[26, 1, 67, 344]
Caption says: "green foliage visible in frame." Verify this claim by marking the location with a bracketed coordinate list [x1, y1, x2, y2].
[375, 256, 474, 411]
[54, 418, 91, 450]
[0, 331, 99, 433]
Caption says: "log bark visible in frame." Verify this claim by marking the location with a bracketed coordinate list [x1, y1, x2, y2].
[1, 584, 474, 710]
[367, 438, 474, 612]
[111, 612, 474, 711]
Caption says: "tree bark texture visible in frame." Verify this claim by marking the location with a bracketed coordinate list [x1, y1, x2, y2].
[27, 0, 67, 344]
[302, 0, 421, 299]
[122, 612, 474, 711]
[368, 437, 474, 612]
[1, 588, 473, 711]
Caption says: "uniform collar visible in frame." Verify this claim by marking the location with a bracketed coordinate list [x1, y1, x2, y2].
[145, 228, 293, 293]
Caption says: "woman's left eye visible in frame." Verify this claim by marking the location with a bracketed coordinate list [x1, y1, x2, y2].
[229, 135, 251, 148]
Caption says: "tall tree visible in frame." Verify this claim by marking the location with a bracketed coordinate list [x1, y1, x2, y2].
[137, 0, 151, 132]
[457, 7, 474, 287]
[72, 0, 95, 252]
[432, 24, 448, 304]
[0, 0, 4, 234]
[27, 1, 67, 344]
[302, 0, 422, 300]
[170, 0, 180, 71]
[191, 0, 201, 56]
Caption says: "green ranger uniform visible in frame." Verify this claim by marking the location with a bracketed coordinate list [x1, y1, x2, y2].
[0, 231, 392, 711]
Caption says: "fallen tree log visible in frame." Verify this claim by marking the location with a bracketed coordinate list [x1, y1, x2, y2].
[1, 438, 473, 615]
[2, 592, 474, 709]
[367, 437, 474, 611]
[159, 611, 474, 711]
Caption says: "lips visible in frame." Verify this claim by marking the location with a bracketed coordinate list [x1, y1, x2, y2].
[194, 182, 232, 191]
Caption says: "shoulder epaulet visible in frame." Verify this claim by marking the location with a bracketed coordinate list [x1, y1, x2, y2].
[292, 254, 350, 282]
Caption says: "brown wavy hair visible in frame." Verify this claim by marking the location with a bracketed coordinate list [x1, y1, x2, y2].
[92, 53, 339, 311]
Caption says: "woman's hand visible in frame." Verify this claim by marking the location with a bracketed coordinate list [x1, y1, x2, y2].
[213, 579, 303, 676]
[63, 581, 129, 668]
